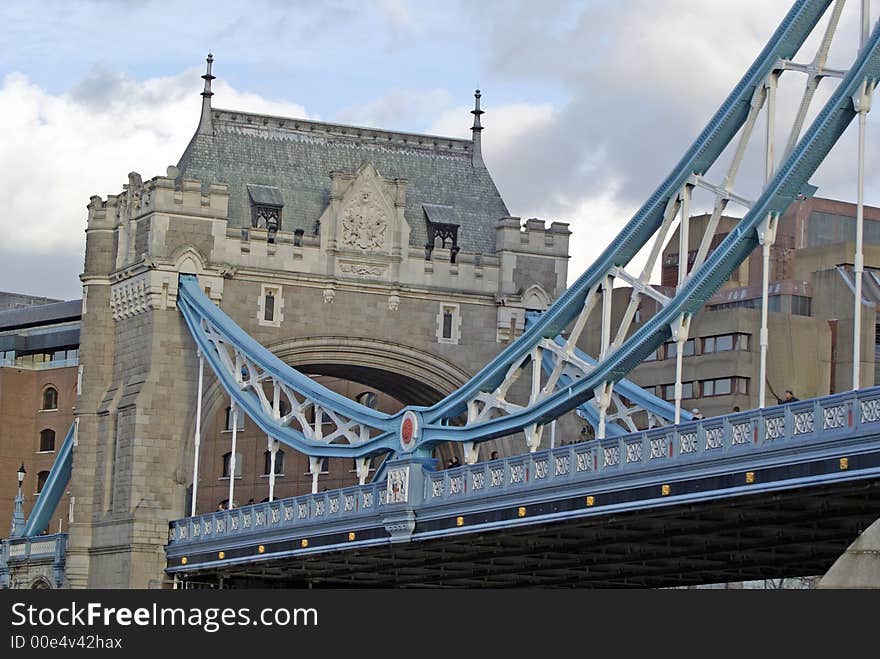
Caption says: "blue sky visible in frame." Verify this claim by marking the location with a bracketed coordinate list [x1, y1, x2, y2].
[0, 0, 877, 300]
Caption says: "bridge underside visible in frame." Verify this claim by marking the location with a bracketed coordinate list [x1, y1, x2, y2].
[178, 479, 880, 588]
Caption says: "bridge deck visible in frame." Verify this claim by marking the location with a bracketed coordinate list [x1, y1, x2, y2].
[166, 389, 880, 587]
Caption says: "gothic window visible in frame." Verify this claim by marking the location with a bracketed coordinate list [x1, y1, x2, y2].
[39, 429, 56, 452]
[423, 204, 460, 263]
[247, 184, 284, 233]
[259, 284, 283, 328]
[36, 470, 50, 494]
[436, 303, 461, 344]
[41, 386, 58, 411]
[442, 310, 453, 339]
[225, 406, 244, 432]
[222, 452, 242, 478]
[264, 290, 275, 322]
[264, 449, 285, 476]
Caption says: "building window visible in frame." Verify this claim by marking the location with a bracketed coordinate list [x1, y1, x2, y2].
[357, 391, 378, 409]
[702, 333, 750, 354]
[36, 470, 50, 494]
[436, 303, 461, 344]
[222, 452, 242, 478]
[664, 339, 695, 359]
[700, 377, 749, 397]
[264, 290, 275, 322]
[661, 382, 694, 401]
[790, 295, 812, 316]
[264, 449, 285, 476]
[258, 284, 283, 328]
[39, 429, 56, 452]
[225, 407, 244, 432]
[41, 387, 58, 411]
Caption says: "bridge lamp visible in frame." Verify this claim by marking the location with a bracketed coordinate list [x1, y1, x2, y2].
[17, 463, 26, 490]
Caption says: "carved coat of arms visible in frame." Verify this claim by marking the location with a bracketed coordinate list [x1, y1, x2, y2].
[341, 188, 387, 250]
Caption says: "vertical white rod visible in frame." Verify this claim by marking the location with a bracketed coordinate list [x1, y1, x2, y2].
[674, 186, 692, 424]
[268, 439, 277, 502]
[550, 420, 556, 449]
[759, 238, 772, 408]
[861, 0, 870, 48]
[765, 74, 777, 184]
[853, 106, 868, 390]
[677, 188, 691, 289]
[597, 276, 612, 439]
[228, 401, 238, 509]
[269, 382, 280, 502]
[190, 353, 204, 516]
[674, 340, 685, 424]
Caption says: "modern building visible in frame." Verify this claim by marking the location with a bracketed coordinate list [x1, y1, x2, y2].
[623, 195, 880, 419]
[0, 297, 81, 537]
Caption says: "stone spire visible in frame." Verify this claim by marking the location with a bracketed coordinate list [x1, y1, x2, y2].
[470, 89, 484, 167]
[197, 53, 215, 136]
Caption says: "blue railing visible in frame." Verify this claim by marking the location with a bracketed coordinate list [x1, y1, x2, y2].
[0, 533, 68, 588]
[167, 387, 880, 553]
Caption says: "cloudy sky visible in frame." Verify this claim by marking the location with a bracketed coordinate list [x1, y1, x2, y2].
[1, 0, 878, 301]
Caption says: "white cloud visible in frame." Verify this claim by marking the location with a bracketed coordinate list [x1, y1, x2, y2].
[0, 68, 311, 256]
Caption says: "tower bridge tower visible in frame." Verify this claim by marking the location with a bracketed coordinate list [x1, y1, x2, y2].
[67, 58, 570, 588]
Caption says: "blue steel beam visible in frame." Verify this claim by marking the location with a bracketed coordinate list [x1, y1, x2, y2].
[419, 20, 880, 445]
[528, 311, 691, 435]
[18, 422, 74, 537]
[420, 0, 834, 425]
[175, 1, 864, 458]
[178, 277, 400, 458]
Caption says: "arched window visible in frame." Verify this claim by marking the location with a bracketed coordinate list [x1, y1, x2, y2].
[41, 387, 58, 411]
[39, 429, 56, 452]
[264, 449, 285, 475]
[225, 406, 244, 431]
[356, 391, 378, 409]
[222, 452, 242, 478]
[36, 470, 50, 494]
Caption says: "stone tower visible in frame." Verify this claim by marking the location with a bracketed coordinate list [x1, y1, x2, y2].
[67, 58, 570, 588]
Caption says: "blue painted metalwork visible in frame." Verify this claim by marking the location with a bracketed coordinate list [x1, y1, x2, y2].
[529, 312, 691, 435]
[165, 387, 880, 572]
[418, 0, 835, 424]
[17, 423, 74, 538]
[178, 276, 400, 459]
[0, 533, 68, 588]
[417, 17, 880, 445]
[176, 1, 879, 460]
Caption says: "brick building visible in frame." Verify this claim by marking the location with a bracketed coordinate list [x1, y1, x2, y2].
[0, 298, 80, 537]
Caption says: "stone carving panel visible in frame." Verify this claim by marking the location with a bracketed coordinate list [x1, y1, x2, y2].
[341, 188, 387, 251]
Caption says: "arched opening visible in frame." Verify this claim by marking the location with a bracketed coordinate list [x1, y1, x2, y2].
[39, 429, 56, 452]
[41, 386, 58, 411]
[30, 577, 53, 589]
[263, 449, 284, 476]
[221, 452, 242, 478]
[188, 336, 472, 515]
[36, 470, 50, 494]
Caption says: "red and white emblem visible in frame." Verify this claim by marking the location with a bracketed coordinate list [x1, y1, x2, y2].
[400, 411, 419, 451]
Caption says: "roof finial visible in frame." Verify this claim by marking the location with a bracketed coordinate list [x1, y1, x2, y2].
[198, 53, 215, 136]
[470, 89, 484, 167]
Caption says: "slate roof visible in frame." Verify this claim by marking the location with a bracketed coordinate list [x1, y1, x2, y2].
[176, 110, 510, 254]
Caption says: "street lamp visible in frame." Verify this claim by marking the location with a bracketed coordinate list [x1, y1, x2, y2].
[10, 463, 26, 537]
